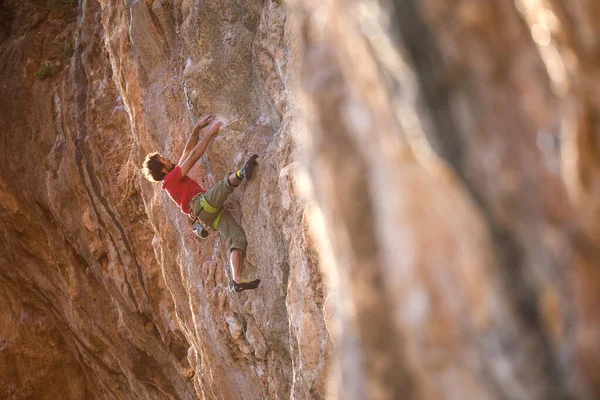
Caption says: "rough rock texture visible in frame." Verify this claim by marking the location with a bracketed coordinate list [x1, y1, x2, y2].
[1, 0, 600, 399]
[0, 0, 328, 399]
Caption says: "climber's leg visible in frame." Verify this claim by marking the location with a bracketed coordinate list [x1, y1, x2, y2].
[199, 155, 259, 212]
[230, 248, 244, 282]
[228, 172, 242, 187]
[215, 211, 260, 291]
[201, 175, 236, 211]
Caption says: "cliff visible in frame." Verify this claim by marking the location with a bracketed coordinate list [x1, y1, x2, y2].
[0, 0, 326, 398]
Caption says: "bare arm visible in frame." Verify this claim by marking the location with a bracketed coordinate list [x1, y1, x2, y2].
[178, 115, 213, 165]
[180, 121, 223, 178]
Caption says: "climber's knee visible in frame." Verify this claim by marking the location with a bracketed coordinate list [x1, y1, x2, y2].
[230, 230, 247, 254]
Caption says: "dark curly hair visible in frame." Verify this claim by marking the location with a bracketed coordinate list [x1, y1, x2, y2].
[141, 152, 167, 182]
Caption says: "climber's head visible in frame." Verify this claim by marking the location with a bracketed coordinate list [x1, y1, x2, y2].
[141, 152, 175, 182]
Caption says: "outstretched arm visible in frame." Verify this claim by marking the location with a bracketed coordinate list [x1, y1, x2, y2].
[180, 121, 223, 178]
[178, 115, 214, 165]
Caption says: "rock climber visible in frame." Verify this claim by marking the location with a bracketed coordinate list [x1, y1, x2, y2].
[141, 115, 260, 292]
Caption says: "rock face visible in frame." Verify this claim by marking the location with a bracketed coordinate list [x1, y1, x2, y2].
[0, 0, 328, 399]
[0, 0, 599, 399]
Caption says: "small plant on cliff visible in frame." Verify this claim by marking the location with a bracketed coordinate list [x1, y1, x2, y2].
[35, 64, 53, 81]
[100, 134, 138, 206]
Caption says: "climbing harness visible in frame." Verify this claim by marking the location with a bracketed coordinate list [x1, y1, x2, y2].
[199, 195, 226, 230]
[183, 80, 267, 400]
[190, 194, 226, 239]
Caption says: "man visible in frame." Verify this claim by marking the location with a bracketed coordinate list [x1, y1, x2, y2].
[141, 115, 260, 292]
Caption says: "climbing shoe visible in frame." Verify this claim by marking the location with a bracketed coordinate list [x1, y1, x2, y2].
[233, 278, 261, 292]
[236, 154, 259, 180]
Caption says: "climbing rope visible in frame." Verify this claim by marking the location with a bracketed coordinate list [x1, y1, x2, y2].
[183, 80, 267, 400]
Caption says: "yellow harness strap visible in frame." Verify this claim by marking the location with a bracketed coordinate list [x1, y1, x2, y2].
[213, 209, 225, 230]
[200, 195, 225, 230]
[200, 196, 219, 213]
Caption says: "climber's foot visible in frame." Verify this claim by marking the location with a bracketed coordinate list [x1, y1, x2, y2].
[233, 278, 261, 292]
[236, 154, 258, 181]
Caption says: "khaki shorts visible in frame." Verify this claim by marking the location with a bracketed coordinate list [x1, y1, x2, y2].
[189, 175, 248, 253]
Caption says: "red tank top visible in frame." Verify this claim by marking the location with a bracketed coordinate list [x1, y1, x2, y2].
[161, 166, 205, 215]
